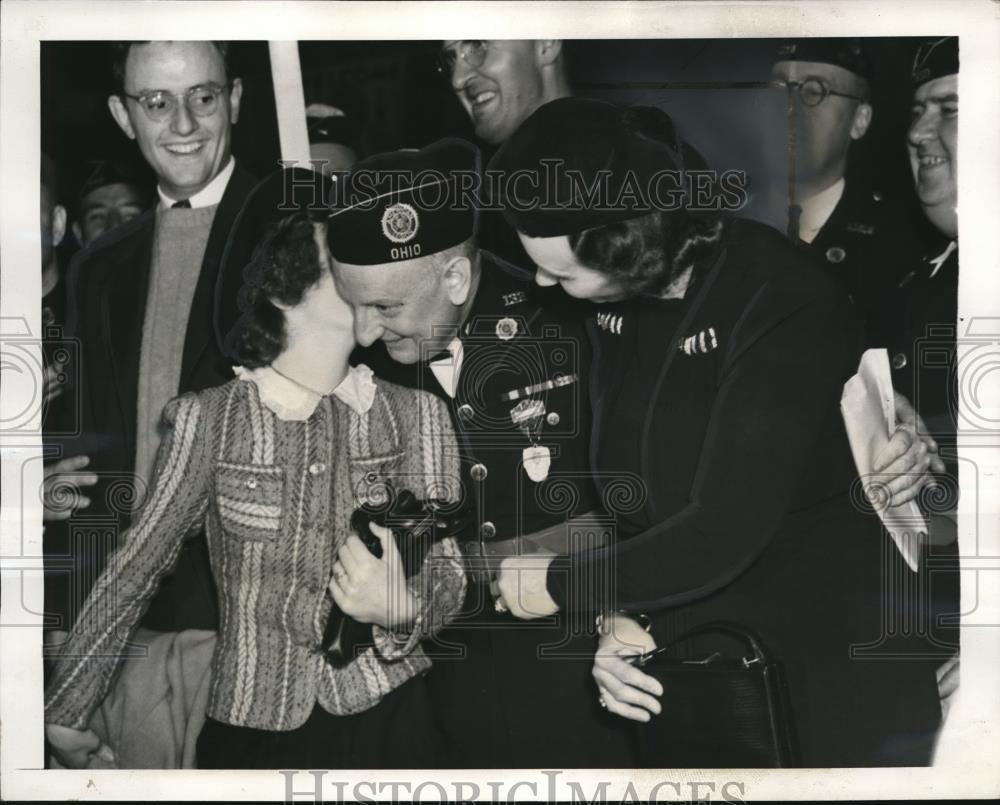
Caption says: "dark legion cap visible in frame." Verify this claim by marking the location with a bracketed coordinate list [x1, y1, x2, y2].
[326, 138, 479, 265]
[774, 38, 871, 80]
[911, 37, 959, 88]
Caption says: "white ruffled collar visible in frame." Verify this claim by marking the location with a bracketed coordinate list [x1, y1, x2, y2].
[234, 363, 376, 421]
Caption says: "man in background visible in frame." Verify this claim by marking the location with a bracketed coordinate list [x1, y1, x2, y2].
[57, 40, 256, 637]
[441, 40, 570, 147]
[71, 158, 154, 247]
[439, 40, 573, 268]
[770, 38, 924, 318]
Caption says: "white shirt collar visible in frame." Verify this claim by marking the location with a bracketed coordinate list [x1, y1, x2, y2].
[157, 156, 235, 210]
[798, 178, 846, 245]
[928, 240, 957, 279]
[234, 362, 377, 421]
[428, 337, 464, 398]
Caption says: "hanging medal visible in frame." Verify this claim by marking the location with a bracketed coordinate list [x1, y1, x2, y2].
[509, 398, 550, 482]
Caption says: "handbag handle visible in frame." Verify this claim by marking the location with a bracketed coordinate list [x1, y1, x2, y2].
[664, 621, 773, 665]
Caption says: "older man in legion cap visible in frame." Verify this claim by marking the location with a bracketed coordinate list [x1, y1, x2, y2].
[770, 38, 924, 317]
[329, 139, 633, 768]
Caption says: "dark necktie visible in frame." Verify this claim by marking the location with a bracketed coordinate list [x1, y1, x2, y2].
[172, 199, 191, 209]
[786, 203, 802, 242]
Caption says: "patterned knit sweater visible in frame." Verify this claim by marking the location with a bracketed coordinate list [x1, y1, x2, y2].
[45, 374, 466, 732]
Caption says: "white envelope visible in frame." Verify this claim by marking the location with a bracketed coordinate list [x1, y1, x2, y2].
[840, 348, 926, 572]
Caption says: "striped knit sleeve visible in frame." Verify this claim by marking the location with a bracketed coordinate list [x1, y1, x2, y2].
[44, 392, 215, 729]
[372, 391, 466, 659]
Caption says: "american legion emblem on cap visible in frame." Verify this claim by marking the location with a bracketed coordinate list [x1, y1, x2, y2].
[326, 138, 480, 266]
[381, 202, 419, 245]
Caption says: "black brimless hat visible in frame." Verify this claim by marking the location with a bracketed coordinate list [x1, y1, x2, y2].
[774, 38, 871, 81]
[487, 97, 694, 238]
[325, 138, 479, 265]
[911, 37, 959, 88]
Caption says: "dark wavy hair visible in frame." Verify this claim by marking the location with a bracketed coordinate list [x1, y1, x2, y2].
[230, 213, 325, 369]
[568, 108, 725, 298]
[109, 41, 231, 95]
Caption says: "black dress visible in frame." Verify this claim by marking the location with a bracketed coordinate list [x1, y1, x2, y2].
[547, 218, 942, 766]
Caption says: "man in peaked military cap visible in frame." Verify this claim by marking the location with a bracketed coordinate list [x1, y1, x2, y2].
[329, 138, 634, 768]
[771, 38, 925, 320]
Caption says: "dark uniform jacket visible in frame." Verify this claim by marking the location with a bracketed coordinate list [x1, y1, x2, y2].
[872, 238, 959, 442]
[353, 250, 634, 768]
[50, 163, 257, 633]
[807, 178, 925, 322]
[547, 218, 941, 766]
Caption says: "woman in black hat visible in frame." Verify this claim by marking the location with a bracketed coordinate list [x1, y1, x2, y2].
[490, 97, 942, 766]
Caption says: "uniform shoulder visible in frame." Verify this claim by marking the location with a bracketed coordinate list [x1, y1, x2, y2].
[480, 249, 536, 285]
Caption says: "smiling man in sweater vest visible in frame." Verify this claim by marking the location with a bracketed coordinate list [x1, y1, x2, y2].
[51, 40, 257, 657]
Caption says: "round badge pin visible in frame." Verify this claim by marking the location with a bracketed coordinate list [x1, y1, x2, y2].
[381, 202, 419, 244]
[496, 317, 518, 341]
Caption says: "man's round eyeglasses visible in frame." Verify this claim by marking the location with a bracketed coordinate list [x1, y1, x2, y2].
[121, 83, 232, 122]
[777, 78, 867, 107]
[437, 41, 489, 75]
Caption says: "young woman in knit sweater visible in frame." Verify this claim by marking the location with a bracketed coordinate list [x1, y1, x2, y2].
[44, 212, 467, 769]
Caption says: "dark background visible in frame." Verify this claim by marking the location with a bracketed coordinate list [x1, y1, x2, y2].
[42, 38, 928, 251]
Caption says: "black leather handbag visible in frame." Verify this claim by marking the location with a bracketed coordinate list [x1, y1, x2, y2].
[322, 488, 470, 667]
[633, 621, 799, 768]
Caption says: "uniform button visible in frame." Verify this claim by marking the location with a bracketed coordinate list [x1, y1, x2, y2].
[480, 521, 496, 540]
[458, 404, 474, 422]
[892, 352, 908, 370]
[470, 463, 488, 482]
[546, 411, 560, 426]
[872, 190, 883, 202]
[309, 462, 327, 476]
[246, 477, 258, 490]
[825, 246, 846, 264]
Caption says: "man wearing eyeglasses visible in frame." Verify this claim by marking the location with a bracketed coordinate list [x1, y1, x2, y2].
[770, 39, 923, 320]
[438, 40, 581, 292]
[439, 40, 571, 147]
[57, 41, 257, 644]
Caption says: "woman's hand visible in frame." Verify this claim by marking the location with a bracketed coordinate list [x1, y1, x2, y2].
[46, 723, 114, 769]
[494, 551, 558, 620]
[592, 614, 663, 722]
[329, 523, 417, 630]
